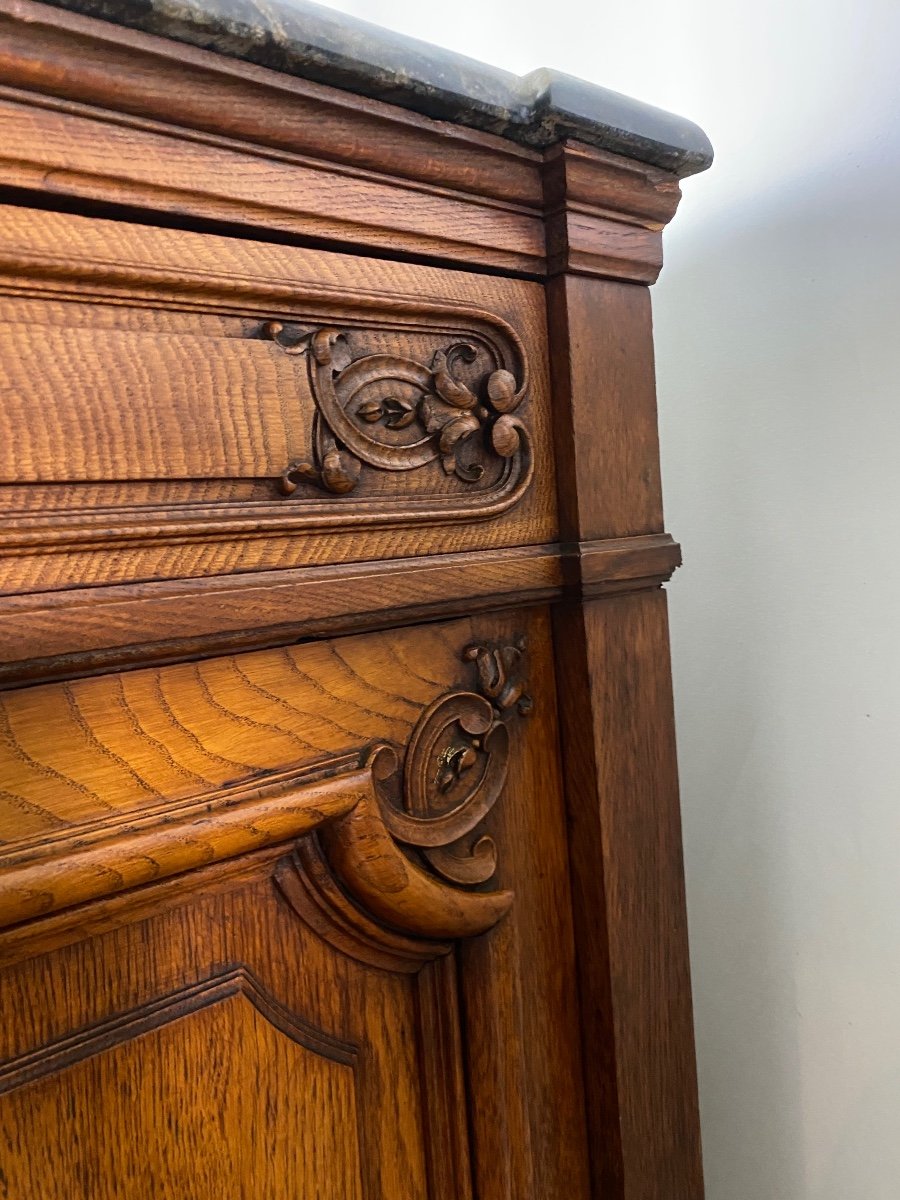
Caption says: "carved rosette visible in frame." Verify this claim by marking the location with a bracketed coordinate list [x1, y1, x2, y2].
[264, 325, 533, 504]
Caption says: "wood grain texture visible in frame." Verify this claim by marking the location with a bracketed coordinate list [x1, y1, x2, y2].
[0, 860, 429, 1200]
[546, 209, 663, 283]
[0, 203, 556, 596]
[0, 534, 680, 686]
[552, 592, 704, 1199]
[0, 610, 588, 1200]
[0, 3, 688, 283]
[0, 754, 367, 928]
[543, 142, 681, 281]
[0, 19, 708, 1197]
[460, 606, 592, 1199]
[0, 968, 364, 1199]
[0, 616, 503, 843]
[0, 0, 545, 206]
[542, 142, 682, 229]
[0, 85, 546, 275]
[547, 273, 665, 540]
[545, 263, 704, 1197]
[0, 618, 533, 941]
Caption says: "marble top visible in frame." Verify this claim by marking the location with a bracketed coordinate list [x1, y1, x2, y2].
[41, 0, 714, 177]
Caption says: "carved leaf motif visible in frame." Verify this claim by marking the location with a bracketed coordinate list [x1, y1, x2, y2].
[381, 397, 418, 429]
[281, 446, 361, 496]
[356, 399, 383, 423]
[463, 638, 532, 715]
[431, 345, 479, 409]
[490, 415, 522, 459]
[265, 324, 532, 497]
[277, 639, 530, 952]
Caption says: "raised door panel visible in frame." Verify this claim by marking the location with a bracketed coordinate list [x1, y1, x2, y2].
[0, 611, 591, 1200]
[1, 976, 364, 1200]
[0, 866, 430, 1200]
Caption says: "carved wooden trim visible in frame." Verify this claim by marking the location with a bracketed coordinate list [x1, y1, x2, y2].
[278, 636, 530, 957]
[0, 203, 540, 554]
[0, 753, 369, 930]
[0, 966, 358, 1095]
[0, 637, 530, 948]
[276, 839, 452, 973]
[266, 323, 533, 513]
[319, 745, 513, 943]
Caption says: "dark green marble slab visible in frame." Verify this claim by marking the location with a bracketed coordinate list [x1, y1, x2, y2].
[38, 0, 713, 177]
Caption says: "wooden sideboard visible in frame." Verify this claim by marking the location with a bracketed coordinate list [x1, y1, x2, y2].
[0, 2, 713, 1196]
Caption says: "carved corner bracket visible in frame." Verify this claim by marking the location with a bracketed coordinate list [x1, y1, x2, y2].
[264, 324, 533, 508]
[277, 637, 531, 966]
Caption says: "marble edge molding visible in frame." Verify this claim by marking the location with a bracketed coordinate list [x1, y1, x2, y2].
[35, 0, 714, 177]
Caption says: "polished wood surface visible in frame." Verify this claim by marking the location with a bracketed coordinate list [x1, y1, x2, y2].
[0, 204, 554, 596]
[0, 0, 683, 280]
[0, 7, 705, 1197]
[0, 612, 590, 1199]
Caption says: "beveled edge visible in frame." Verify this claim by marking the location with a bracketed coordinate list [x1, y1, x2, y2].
[31, 0, 713, 177]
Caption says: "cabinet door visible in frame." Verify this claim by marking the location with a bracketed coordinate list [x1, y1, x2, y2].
[0, 610, 590, 1199]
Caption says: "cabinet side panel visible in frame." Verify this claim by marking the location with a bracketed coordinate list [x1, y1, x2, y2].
[553, 587, 703, 1199]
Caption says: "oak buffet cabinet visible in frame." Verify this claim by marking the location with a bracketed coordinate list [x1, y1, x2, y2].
[0, 2, 713, 1196]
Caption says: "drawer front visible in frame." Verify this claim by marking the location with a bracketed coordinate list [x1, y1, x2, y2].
[0, 205, 555, 594]
[0, 610, 588, 1199]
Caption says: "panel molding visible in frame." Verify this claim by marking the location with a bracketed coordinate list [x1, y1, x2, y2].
[0, 752, 369, 930]
[0, 635, 532, 946]
[0, 216, 539, 555]
[0, 536, 681, 686]
[0, 964, 358, 1095]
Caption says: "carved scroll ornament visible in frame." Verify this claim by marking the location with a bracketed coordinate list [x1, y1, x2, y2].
[264, 324, 533, 507]
[0, 636, 530, 966]
[279, 637, 532, 958]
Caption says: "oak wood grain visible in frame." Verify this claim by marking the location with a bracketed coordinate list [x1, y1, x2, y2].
[0, 2, 689, 284]
[0, 610, 589, 1200]
[0, 859, 429, 1200]
[547, 273, 665, 540]
[0, 754, 367, 928]
[0, 86, 547, 275]
[546, 265, 705, 1197]
[0, 18, 708, 1196]
[1, 971, 366, 1200]
[0, 535, 681, 684]
[0, 0, 544, 207]
[552, 592, 704, 1199]
[0, 203, 556, 595]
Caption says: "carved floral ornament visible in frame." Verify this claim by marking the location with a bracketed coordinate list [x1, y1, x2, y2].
[263, 324, 533, 502]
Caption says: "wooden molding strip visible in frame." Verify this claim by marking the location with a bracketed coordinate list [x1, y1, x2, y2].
[0, 0, 544, 209]
[0, 88, 546, 276]
[0, 640, 527, 942]
[0, 3, 685, 280]
[0, 753, 367, 929]
[576, 534, 683, 595]
[0, 536, 680, 685]
[0, 966, 359, 1094]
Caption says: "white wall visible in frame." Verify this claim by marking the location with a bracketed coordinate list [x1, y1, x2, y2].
[325, 2, 900, 1194]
